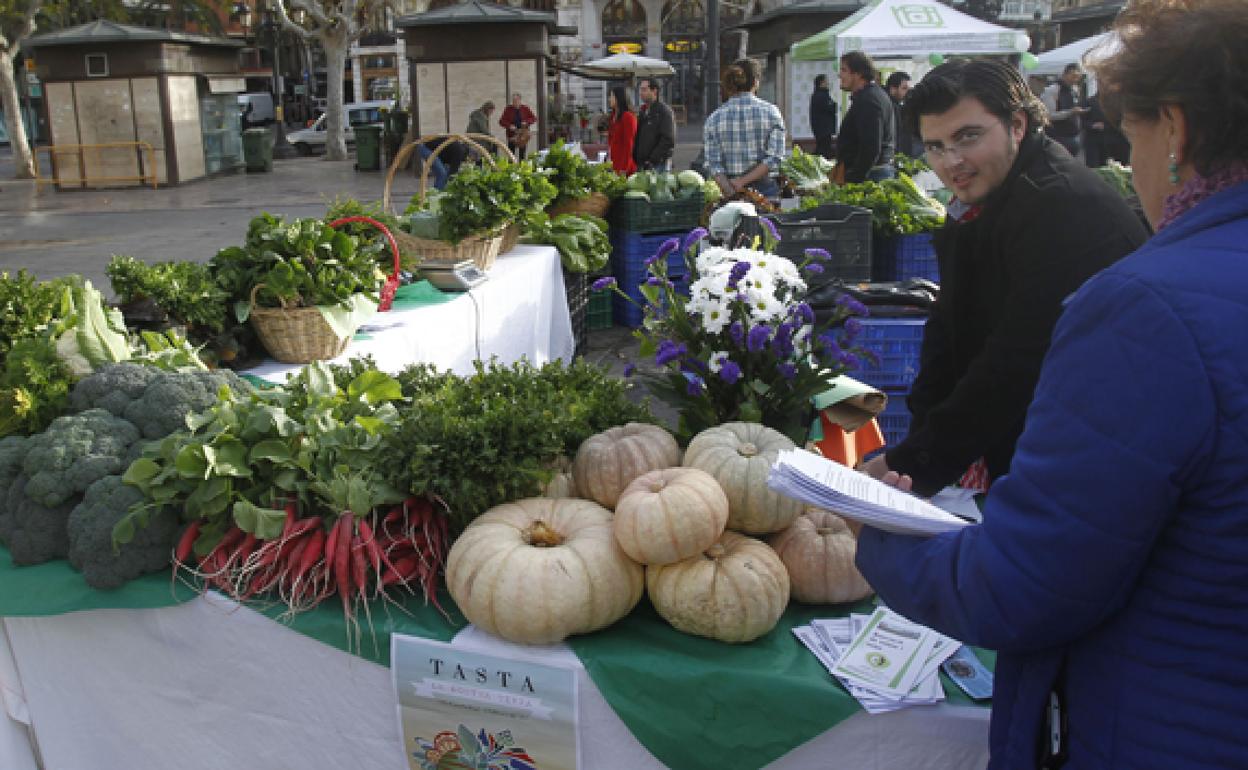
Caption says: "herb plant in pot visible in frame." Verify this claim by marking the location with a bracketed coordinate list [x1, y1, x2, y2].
[210, 213, 385, 363]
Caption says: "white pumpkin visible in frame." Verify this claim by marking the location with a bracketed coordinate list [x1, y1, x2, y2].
[613, 467, 729, 565]
[768, 507, 873, 604]
[646, 531, 790, 643]
[572, 422, 681, 509]
[446, 497, 644, 644]
[542, 471, 578, 498]
[682, 422, 803, 534]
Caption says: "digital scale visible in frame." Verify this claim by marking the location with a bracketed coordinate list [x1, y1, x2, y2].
[421, 260, 489, 291]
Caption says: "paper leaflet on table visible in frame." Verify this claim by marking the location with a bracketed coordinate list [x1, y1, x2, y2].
[768, 448, 972, 536]
[391, 634, 580, 770]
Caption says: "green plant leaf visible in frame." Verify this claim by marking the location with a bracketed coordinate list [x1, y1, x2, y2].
[347, 370, 402, 405]
[207, 438, 252, 477]
[232, 499, 287, 539]
[174, 444, 210, 479]
[248, 439, 293, 464]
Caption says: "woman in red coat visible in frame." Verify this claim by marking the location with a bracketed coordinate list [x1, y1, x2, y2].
[607, 86, 638, 175]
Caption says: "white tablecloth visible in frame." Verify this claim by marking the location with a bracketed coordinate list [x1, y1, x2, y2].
[245, 244, 576, 382]
[0, 597, 990, 770]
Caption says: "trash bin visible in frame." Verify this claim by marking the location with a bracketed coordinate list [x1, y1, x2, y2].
[386, 110, 409, 137]
[354, 124, 383, 171]
[242, 127, 273, 173]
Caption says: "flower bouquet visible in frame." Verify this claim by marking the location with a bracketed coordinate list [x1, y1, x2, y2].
[595, 225, 870, 444]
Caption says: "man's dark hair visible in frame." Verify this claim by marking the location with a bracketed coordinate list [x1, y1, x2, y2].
[639, 77, 662, 94]
[840, 51, 876, 82]
[885, 71, 911, 91]
[1093, 0, 1248, 175]
[815, 74, 828, 89]
[1062, 63, 1081, 76]
[904, 59, 1047, 137]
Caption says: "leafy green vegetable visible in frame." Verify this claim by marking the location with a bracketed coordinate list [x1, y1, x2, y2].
[539, 141, 627, 203]
[522, 212, 612, 273]
[1093, 160, 1136, 199]
[0, 337, 73, 437]
[0, 270, 73, 364]
[324, 197, 419, 273]
[895, 153, 932, 177]
[436, 160, 559, 244]
[106, 256, 228, 333]
[780, 146, 835, 193]
[803, 174, 945, 236]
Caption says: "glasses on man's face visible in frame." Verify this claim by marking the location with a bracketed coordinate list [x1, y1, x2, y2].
[923, 122, 999, 165]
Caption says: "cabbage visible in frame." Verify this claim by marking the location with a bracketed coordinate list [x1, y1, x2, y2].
[677, 170, 704, 189]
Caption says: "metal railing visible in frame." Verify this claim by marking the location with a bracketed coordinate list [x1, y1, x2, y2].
[35, 141, 159, 190]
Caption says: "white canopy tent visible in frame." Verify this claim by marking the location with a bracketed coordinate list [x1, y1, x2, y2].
[1032, 32, 1121, 76]
[791, 0, 1031, 62]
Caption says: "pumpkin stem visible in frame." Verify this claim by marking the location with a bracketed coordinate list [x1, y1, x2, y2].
[705, 543, 726, 560]
[816, 528, 834, 536]
[525, 520, 565, 548]
[738, 442, 759, 458]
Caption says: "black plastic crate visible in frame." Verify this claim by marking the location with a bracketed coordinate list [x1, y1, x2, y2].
[609, 193, 704, 235]
[563, 269, 589, 357]
[766, 203, 873, 284]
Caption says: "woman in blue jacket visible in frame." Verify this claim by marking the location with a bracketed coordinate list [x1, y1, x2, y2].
[854, 1, 1248, 767]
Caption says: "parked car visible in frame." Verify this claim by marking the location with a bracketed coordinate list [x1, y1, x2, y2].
[286, 100, 393, 155]
[237, 92, 275, 128]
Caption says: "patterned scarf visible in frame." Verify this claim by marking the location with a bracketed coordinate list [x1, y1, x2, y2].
[1158, 161, 1248, 231]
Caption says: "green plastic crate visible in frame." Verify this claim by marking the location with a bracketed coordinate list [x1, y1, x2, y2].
[587, 291, 614, 329]
[609, 193, 704, 235]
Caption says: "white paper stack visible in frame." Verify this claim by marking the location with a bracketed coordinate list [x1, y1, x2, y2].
[767, 449, 973, 536]
[793, 607, 959, 714]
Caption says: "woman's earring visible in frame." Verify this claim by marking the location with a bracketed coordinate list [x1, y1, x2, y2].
[1168, 152, 1180, 185]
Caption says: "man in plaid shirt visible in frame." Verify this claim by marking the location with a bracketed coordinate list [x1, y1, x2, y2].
[704, 58, 786, 199]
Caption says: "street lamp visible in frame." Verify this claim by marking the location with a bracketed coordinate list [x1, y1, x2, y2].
[233, 0, 297, 159]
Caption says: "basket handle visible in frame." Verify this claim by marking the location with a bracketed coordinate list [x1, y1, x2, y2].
[382, 132, 517, 216]
[328, 215, 401, 280]
[249, 283, 292, 313]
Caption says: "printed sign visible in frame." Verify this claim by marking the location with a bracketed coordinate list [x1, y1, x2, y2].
[892, 4, 946, 28]
[392, 635, 580, 770]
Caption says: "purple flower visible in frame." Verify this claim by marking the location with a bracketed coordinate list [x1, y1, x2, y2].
[728, 322, 745, 346]
[648, 237, 680, 268]
[682, 371, 706, 396]
[777, 362, 797, 381]
[804, 262, 825, 276]
[793, 302, 815, 325]
[655, 340, 687, 366]
[747, 324, 772, 353]
[718, 360, 742, 385]
[623, 363, 636, 377]
[760, 217, 781, 242]
[804, 247, 831, 262]
[816, 332, 842, 357]
[646, 276, 663, 286]
[837, 351, 861, 369]
[591, 276, 617, 292]
[845, 316, 862, 335]
[726, 260, 751, 290]
[836, 293, 869, 317]
[681, 227, 709, 254]
[771, 322, 796, 358]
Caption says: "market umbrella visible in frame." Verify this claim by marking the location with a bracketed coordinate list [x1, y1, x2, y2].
[576, 52, 675, 79]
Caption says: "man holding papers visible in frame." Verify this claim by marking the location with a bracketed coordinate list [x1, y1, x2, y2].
[856, 60, 1146, 496]
[852, 4, 1248, 768]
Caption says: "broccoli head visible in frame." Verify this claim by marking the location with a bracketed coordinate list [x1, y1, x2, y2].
[0, 435, 31, 547]
[21, 409, 142, 508]
[67, 475, 180, 589]
[122, 368, 250, 439]
[67, 362, 161, 417]
[5, 473, 79, 564]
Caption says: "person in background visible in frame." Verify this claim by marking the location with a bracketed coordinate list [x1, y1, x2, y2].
[607, 86, 638, 175]
[466, 100, 494, 138]
[856, 3, 1248, 768]
[1041, 63, 1089, 157]
[1082, 91, 1130, 167]
[633, 77, 677, 171]
[809, 74, 838, 160]
[499, 92, 537, 160]
[836, 50, 896, 182]
[704, 58, 786, 199]
[857, 59, 1147, 496]
[885, 71, 920, 159]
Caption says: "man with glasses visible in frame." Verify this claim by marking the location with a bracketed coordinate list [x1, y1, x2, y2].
[858, 60, 1147, 497]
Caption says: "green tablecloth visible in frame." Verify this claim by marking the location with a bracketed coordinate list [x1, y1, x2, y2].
[0, 545, 992, 769]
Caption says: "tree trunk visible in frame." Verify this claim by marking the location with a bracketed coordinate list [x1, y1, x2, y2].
[0, 53, 35, 179]
[321, 32, 349, 161]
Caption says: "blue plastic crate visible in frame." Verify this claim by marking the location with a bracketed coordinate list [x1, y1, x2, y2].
[854, 317, 926, 391]
[613, 274, 690, 328]
[877, 392, 912, 447]
[609, 230, 689, 284]
[872, 233, 939, 282]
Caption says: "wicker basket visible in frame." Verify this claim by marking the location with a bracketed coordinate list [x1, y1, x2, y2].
[547, 191, 611, 219]
[326, 215, 402, 311]
[499, 222, 522, 255]
[248, 285, 351, 364]
[383, 133, 515, 271]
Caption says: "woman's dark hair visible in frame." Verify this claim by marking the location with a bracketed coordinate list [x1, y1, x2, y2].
[1092, 0, 1248, 175]
[610, 85, 632, 118]
[814, 74, 828, 89]
[903, 59, 1046, 137]
[722, 58, 760, 96]
[840, 51, 876, 83]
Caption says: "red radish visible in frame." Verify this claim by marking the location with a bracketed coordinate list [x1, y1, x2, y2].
[175, 521, 202, 564]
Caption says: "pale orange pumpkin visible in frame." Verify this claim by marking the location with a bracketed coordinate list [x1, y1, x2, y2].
[646, 530, 790, 643]
[682, 422, 803, 534]
[613, 467, 729, 565]
[768, 507, 873, 604]
[446, 497, 644, 644]
[572, 422, 681, 509]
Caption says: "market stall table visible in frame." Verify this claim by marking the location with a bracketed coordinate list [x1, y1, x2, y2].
[244, 244, 576, 382]
[0, 547, 991, 770]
